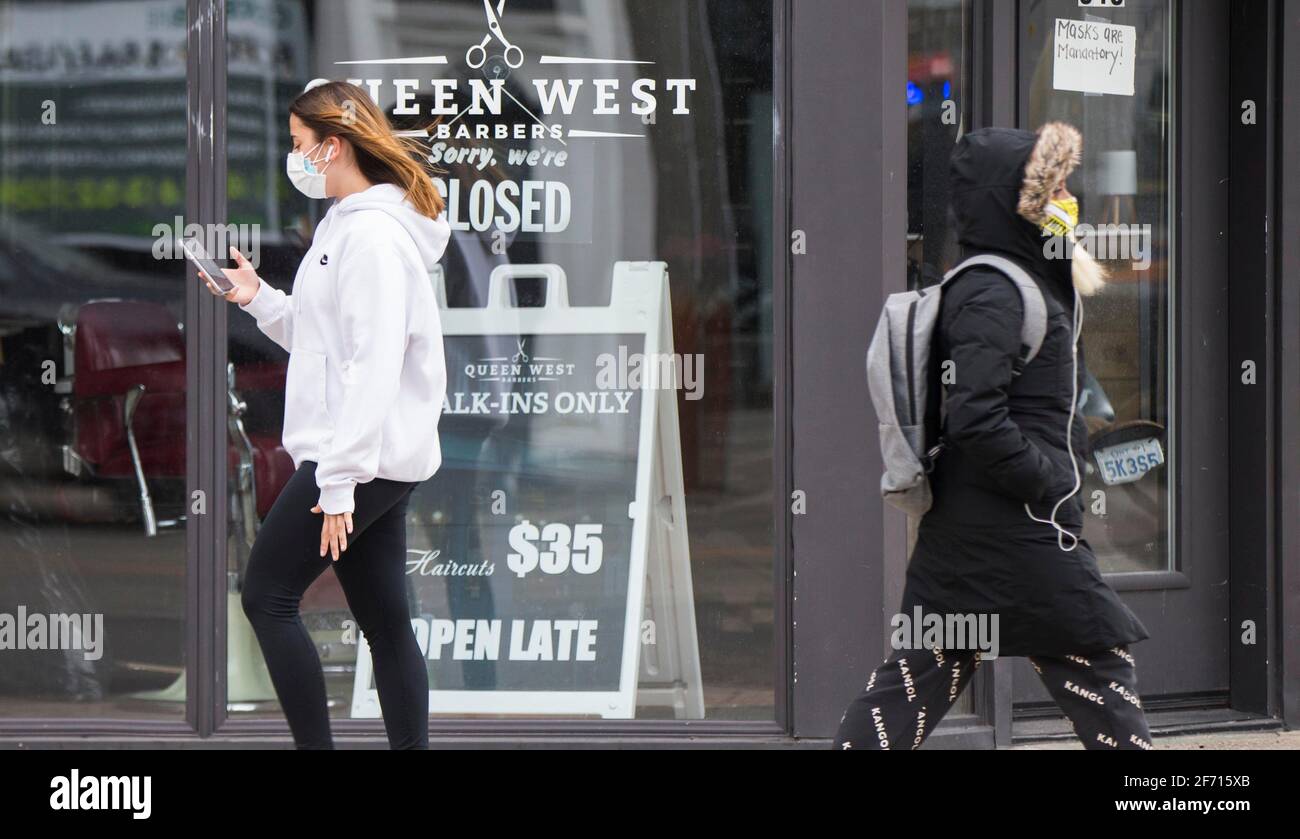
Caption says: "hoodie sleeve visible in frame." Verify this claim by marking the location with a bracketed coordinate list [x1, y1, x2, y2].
[238, 277, 294, 352]
[939, 270, 1064, 503]
[312, 241, 411, 515]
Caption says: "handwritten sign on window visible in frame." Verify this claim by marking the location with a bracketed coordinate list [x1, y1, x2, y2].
[1052, 18, 1137, 97]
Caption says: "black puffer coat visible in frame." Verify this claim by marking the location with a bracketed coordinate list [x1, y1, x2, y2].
[901, 127, 1150, 657]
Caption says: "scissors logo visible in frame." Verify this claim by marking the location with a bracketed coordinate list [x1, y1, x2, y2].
[511, 338, 530, 364]
[467, 0, 524, 71]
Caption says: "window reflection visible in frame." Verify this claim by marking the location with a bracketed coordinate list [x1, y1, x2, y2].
[0, 0, 191, 717]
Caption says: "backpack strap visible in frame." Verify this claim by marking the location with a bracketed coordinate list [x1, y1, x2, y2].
[941, 254, 1047, 377]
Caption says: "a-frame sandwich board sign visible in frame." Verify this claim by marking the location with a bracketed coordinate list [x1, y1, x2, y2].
[351, 262, 702, 719]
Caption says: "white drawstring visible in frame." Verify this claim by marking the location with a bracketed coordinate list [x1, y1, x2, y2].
[1024, 285, 1084, 552]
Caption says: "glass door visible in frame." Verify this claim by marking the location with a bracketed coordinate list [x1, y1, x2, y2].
[1012, 0, 1231, 711]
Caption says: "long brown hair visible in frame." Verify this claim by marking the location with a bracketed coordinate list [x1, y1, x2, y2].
[289, 81, 445, 219]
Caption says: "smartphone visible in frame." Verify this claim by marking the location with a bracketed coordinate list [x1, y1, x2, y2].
[181, 237, 235, 292]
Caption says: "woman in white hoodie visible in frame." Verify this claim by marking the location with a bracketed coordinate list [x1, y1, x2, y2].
[198, 81, 451, 749]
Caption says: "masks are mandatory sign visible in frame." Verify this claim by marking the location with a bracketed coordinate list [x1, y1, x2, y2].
[1053, 17, 1138, 97]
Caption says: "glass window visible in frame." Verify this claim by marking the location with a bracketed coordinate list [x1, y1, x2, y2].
[0, 0, 191, 717]
[1019, 0, 1173, 575]
[908, 0, 971, 290]
[225, 0, 775, 723]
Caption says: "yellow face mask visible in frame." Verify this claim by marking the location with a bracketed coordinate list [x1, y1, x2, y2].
[1040, 196, 1079, 237]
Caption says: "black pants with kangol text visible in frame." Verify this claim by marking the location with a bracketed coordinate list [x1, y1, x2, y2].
[241, 460, 428, 749]
[833, 645, 1154, 750]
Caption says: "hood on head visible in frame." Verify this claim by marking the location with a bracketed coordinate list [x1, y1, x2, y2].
[1016, 122, 1082, 226]
[331, 182, 451, 271]
[949, 124, 1083, 294]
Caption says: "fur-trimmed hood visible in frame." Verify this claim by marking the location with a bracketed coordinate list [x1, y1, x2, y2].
[1015, 122, 1082, 227]
[949, 123, 1103, 298]
[1018, 121, 1106, 296]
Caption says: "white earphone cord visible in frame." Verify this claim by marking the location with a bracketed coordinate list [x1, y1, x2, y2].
[1023, 285, 1083, 552]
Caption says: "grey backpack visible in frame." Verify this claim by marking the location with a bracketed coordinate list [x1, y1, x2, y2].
[866, 254, 1048, 516]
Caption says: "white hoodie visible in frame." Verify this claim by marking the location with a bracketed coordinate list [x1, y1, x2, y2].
[239, 182, 451, 514]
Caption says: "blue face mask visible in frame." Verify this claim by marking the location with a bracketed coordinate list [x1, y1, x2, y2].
[285, 140, 334, 199]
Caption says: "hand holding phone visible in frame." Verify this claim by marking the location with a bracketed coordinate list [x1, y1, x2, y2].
[187, 240, 262, 306]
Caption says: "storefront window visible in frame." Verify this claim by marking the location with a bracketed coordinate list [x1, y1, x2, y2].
[1020, 0, 1173, 574]
[0, 0, 191, 717]
[224, 0, 775, 722]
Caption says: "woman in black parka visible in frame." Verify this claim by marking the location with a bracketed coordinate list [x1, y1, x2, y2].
[835, 124, 1153, 751]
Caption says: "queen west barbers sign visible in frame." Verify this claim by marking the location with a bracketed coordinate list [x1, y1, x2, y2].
[317, 1, 697, 245]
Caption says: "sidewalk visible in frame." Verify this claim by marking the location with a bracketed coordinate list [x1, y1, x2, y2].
[1016, 729, 1300, 750]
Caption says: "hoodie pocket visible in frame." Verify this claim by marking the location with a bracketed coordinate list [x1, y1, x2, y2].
[285, 347, 332, 446]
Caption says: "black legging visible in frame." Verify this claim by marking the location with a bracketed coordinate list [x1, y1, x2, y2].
[241, 460, 428, 749]
[834, 645, 1154, 750]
